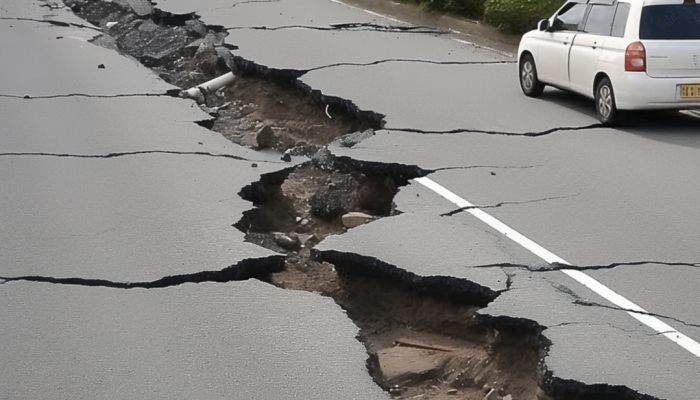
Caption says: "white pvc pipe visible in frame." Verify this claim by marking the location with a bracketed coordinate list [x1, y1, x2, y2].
[181, 72, 236, 100]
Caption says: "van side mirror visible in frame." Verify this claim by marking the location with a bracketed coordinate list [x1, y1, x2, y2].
[538, 19, 550, 32]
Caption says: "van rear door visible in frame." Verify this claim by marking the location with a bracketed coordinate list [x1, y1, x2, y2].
[639, 2, 700, 78]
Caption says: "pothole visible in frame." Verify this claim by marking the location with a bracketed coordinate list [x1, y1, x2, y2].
[68, 0, 379, 156]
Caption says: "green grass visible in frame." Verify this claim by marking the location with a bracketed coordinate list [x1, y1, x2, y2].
[483, 0, 562, 34]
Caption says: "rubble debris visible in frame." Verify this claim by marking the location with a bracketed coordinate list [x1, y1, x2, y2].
[273, 232, 299, 250]
[256, 125, 276, 149]
[334, 129, 375, 148]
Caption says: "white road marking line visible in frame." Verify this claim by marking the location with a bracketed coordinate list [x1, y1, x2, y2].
[328, 0, 404, 24]
[415, 176, 700, 357]
[451, 38, 514, 58]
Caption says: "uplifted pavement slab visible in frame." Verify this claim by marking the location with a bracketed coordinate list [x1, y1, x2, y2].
[0, 280, 389, 400]
[302, 63, 597, 133]
[329, 128, 700, 265]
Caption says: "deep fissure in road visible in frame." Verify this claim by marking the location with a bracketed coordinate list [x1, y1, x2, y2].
[70, 0, 379, 156]
[232, 157, 555, 399]
[62, 1, 661, 399]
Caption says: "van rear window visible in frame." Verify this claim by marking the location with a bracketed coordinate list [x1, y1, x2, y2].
[640, 4, 700, 40]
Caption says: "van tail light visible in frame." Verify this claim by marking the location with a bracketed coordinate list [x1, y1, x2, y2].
[625, 42, 646, 72]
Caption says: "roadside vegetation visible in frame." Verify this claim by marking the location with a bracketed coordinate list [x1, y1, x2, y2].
[400, 0, 563, 34]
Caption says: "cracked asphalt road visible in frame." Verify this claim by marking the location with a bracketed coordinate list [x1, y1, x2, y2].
[2, 0, 700, 399]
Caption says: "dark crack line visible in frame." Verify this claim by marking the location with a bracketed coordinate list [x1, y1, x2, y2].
[441, 194, 577, 217]
[0, 150, 294, 165]
[0, 257, 285, 289]
[574, 300, 700, 329]
[0, 17, 102, 31]
[225, 23, 444, 34]
[462, 261, 700, 275]
[0, 150, 253, 161]
[547, 321, 675, 337]
[388, 123, 603, 137]
[305, 59, 514, 73]
[433, 165, 538, 172]
[462, 262, 530, 270]
[0, 91, 180, 100]
[535, 260, 700, 272]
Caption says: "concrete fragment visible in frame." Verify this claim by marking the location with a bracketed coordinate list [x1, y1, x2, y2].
[256, 126, 276, 149]
[124, 0, 153, 16]
[342, 212, 373, 228]
[335, 129, 374, 148]
[312, 147, 334, 171]
[273, 232, 299, 250]
[502, 396, 512, 400]
[310, 175, 356, 219]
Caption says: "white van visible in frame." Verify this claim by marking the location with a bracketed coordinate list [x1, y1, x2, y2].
[517, 0, 700, 124]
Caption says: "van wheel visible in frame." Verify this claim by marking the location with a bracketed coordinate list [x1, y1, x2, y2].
[520, 54, 545, 97]
[595, 77, 617, 125]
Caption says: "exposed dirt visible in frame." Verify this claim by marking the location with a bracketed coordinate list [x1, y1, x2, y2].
[272, 269, 552, 400]
[68, 1, 554, 399]
[239, 159, 551, 400]
[71, 0, 375, 156]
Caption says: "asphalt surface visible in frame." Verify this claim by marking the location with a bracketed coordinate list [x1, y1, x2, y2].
[0, 2, 387, 399]
[3, 0, 700, 399]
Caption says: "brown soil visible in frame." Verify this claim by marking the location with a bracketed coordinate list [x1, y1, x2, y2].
[272, 266, 552, 400]
[239, 159, 551, 400]
[155, 45, 375, 154]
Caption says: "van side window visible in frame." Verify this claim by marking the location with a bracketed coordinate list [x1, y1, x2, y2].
[611, 3, 631, 37]
[552, 3, 588, 31]
[583, 4, 616, 35]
